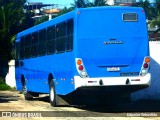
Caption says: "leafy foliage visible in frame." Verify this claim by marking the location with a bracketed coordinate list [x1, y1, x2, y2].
[0, 0, 35, 78]
[150, 20, 160, 27]
[132, 0, 160, 27]
[0, 77, 14, 90]
[55, 7, 73, 18]
[34, 16, 49, 25]
[71, 0, 108, 8]
[91, 0, 108, 7]
[71, 0, 90, 8]
[0, 0, 26, 62]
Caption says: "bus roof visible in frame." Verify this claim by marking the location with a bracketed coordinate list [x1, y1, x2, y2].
[15, 6, 143, 42]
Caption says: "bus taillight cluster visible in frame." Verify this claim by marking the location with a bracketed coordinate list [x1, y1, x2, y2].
[76, 58, 88, 78]
[140, 57, 150, 76]
[77, 59, 84, 71]
[144, 57, 150, 68]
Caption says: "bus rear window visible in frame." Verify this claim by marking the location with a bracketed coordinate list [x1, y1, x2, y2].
[123, 13, 138, 22]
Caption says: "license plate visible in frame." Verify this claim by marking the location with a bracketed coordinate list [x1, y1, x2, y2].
[107, 67, 120, 71]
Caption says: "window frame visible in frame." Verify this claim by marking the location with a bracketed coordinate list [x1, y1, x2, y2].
[39, 28, 47, 56]
[56, 22, 67, 53]
[66, 19, 73, 51]
[47, 25, 56, 54]
[24, 34, 32, 58]
[31, 32, 39, 57]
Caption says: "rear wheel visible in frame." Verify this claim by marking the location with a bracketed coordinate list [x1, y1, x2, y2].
[23, 85, 33, 100]
[21, 75, 33, 100]
[49, 80, 57, 107]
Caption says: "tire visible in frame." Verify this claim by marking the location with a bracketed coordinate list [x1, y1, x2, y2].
[49, 80, 57, 107]
[21, 75, 33, 100]
[23, 85, 33, 100]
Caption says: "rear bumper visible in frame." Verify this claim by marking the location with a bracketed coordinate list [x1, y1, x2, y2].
[74, 73, 151, 92]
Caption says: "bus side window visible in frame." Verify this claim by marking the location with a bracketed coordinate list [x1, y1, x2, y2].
[20, 36, 25, 59]
[25, 34, 31, 58]
[31, 32, 38, 57]
[56, 22, 66, 53]
[66, 19, 73, 51]
[47, 26, 56, 54]
[39, 29, 47, 56]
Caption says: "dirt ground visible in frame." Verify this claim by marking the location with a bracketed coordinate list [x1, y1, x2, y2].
[0, 91, 160, 120]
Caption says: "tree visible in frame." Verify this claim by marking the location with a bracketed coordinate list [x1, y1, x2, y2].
[137, 0, 160, 27]
[0, 0, 26, 60]
[139, 0, 152, 19]
[0, 0, 26, 78]
[18, 11, 35, 32]
[72, 0, 108, 8]
[71, 0, 90, 8]
[155, 0, 160, 18]
[91, 0, 108, 7]
[150, 20, 160, 27]
[132, 0, 158, 20]
[34, 16, 48, 26]
[55, 7, 73, 17]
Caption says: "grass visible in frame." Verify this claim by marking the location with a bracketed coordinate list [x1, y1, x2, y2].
[0, 78, 16, 91]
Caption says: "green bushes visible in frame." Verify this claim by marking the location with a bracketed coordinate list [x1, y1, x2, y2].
[0, 78, 15, 90]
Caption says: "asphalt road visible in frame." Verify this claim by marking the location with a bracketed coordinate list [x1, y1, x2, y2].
[0, 91, 160, 120]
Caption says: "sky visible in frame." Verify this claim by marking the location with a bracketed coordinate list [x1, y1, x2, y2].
[27, 0, 155, 8]
[27, 0, 74, 8]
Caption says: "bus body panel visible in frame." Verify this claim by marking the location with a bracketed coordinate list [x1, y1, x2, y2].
[16, 52, 76, 95]
[76, 7, 149, 78]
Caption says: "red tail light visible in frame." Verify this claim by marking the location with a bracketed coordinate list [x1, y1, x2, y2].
[78, 65, 84, 71]
[143, 63, 148, 68]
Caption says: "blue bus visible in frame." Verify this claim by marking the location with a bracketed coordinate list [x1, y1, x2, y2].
[15, 6, 151, 106]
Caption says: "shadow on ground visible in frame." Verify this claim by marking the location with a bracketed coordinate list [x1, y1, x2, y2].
[26, 94, 160, 112]
[77, 99, 160, 113]
[0, 95, 19, 103]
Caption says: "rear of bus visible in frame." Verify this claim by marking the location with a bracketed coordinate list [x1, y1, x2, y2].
[74, 7, 151, 93]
